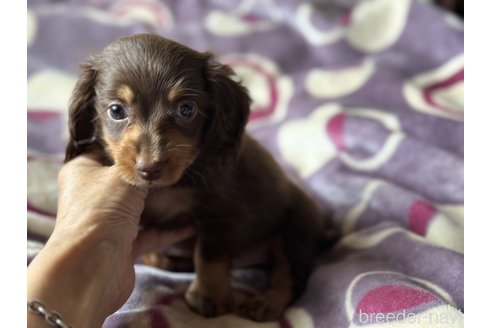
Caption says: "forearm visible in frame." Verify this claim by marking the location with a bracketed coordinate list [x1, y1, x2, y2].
[27, 227, 124, 328]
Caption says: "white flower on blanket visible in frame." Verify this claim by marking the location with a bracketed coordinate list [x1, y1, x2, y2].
[305, 59, 376, 99]
[109, 0, 174, 28]
[205, 0, 280, 36]
[403, 54, 464, 121]
[294, 3, 345, 46]
[346, 0, 412, 53]
[278, 104, 404, 178]
[220, 53, 294, 129]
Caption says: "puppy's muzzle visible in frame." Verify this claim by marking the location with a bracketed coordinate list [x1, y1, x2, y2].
[136, 159, 164, 181]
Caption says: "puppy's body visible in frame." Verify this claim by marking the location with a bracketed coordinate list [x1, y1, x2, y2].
[65, 33, 324, 321]
[143, 134, 318, 256]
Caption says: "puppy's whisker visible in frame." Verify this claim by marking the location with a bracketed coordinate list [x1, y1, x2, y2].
[165, 149, 187, 154]
[161, 140, 173, 151]
[178, 87, 203, 93]
[164, 144, 194, 154]
[94, 107, 111, 120]
[170, 146, 193, 151]
[179, 93, 200, 97]
[168, 143, 193, 148]
[164, 146, 191, 152]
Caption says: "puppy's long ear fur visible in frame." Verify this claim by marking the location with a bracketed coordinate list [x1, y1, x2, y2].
[64, 60, 98, 163]
[203, 56, 251, 164]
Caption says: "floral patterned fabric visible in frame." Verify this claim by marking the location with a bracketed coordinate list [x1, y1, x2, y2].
[27, 0, 464, 327]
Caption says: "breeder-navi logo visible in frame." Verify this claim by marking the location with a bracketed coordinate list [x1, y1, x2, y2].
[357, 306, 463, 325]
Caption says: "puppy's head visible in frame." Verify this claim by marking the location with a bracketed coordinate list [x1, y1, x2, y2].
[65, 33, 250, 188]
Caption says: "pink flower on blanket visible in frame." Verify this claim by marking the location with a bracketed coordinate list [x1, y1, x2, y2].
[356, 285, 438, 315]
[408, 200, 437, 236]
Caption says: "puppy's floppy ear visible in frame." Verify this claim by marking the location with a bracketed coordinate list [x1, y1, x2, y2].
[64, 60, 98, 163]
[203, 54, 251, 162]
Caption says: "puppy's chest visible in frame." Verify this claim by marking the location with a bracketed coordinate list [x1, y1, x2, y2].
[142, 188, 195, 228]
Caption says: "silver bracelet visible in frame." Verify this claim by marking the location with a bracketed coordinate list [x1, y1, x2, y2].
[27, 300, 74, 328]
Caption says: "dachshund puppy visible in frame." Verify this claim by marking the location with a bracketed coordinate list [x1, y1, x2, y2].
[65, 33, 324, 321]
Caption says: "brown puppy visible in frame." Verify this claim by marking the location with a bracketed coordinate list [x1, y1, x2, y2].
[65, 33, 324, 321]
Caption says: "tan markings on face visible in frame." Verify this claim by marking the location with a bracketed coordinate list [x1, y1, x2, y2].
[116, 84, 134, 104]
[168, 78, 185, 103]
[157, 131, 198, 187]
[103, 118, 199, 188]
[102, 122, 142, 186]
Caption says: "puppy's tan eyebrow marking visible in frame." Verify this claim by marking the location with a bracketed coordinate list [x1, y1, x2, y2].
[168, 79, 185, 103]
[116, 84, 135, 104]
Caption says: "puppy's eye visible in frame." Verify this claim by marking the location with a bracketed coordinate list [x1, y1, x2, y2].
[177, 101, 197, 120]
[108, 103, 128, 121]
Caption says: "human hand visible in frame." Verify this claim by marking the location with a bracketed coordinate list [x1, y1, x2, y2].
[27, 155, 194, 328]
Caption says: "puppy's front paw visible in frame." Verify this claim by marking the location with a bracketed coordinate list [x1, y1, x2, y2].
[185, 280, 233, 317]
[237, 295, 285, 322]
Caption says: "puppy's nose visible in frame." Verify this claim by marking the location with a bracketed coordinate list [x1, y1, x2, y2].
[136, 159, 164, 181]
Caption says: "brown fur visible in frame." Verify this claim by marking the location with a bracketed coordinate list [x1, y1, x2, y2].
[64, 33, 326, 321]
[115, 84, 135, 104]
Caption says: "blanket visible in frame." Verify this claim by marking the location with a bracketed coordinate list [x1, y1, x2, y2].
[27, 0, 464, 327]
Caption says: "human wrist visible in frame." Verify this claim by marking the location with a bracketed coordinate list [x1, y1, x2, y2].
[28, 300, 76, 328]
[27, 229, 122, 327]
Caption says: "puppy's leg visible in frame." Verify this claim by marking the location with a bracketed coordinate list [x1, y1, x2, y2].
[185, 241, 233, 317]
[238, 188, 321, 322]
[237, 236, 293, 321]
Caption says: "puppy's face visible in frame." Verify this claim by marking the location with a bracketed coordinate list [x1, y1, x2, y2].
[94, 48, 208, 188]
[65, 34, 251, 188]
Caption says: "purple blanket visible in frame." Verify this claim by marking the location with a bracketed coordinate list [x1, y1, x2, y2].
[27, 0, 464, 327]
